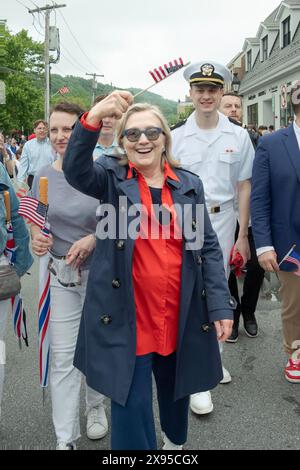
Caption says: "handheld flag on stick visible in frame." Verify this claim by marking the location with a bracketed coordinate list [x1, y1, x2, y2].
[134, 58, 190, 99]
[18, 196, 48, 228]
[3, 191, 29, 349]
[59, 86, 70, 95]
[149, 58, 184, 83]
[279, 244, 300, 276]
[38, 178, 51, 398]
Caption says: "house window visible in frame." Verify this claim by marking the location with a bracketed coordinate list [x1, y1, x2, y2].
[247, 50, 252, 71]
[262, 36, 268, 61]
[247, 103, 258, 127]
[282, 16, 291, 48]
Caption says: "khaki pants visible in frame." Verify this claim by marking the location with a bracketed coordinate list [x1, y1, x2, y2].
[278, 271, 300, 355]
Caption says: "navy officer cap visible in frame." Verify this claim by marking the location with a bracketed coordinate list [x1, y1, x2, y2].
[184, 60, 232, 88]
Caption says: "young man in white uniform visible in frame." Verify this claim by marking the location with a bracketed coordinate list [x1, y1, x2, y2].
[172, 61, 254, 415]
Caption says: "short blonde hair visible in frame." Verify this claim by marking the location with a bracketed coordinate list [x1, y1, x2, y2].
[117, 103, 180, 168]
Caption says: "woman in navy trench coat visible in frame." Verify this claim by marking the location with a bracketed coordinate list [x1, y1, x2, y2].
[63, 91, 234, 450]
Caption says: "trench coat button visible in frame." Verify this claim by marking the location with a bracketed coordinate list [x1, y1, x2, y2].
[192, 219, 197, 232]
[196, 255, 202, 265]
[116, 240, 125, 250]
[202, 323, 211, 333]
[201, 289, 206, 299]
[101, 314, 112, 325]
[112, 278, 121, 288]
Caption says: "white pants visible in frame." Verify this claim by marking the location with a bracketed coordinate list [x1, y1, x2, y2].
[50, 269, 105, 443]
[209, 206, 236, 280]
[209, 208, 235, 357]
[0, 299, 9, 408]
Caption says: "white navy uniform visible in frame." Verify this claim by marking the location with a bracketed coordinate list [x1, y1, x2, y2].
[172, 110, 254, 277]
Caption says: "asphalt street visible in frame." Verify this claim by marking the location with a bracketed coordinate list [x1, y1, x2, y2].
[1, 261, 299, 451]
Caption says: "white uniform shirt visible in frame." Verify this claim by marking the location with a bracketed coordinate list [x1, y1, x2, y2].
[172, 111, 254, 208]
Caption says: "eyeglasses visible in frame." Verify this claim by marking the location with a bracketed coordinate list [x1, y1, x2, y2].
[122, 127, 165, 142]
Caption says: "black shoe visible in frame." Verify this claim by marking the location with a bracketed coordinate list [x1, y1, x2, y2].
[226, 323, 239, 343]
[243, 317, 258, 338]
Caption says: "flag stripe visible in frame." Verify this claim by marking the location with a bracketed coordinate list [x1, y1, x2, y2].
[149, 57, 185, 83]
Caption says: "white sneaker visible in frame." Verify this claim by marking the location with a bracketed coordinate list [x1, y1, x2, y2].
[162, 432, 183, 450]
[86, 405, 108, 440]
[219, 366, 232, 384]
[190, 391, 213, 415]
[56, 441, 76, 450]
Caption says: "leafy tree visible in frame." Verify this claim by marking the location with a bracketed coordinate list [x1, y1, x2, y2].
[0, 28, 44, 135]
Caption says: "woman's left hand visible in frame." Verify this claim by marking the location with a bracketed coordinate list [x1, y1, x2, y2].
[66, 234, 96, 269]
[214, 319, 234, 342]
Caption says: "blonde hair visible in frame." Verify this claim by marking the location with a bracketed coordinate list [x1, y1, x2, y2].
[117, 103, 180, 168]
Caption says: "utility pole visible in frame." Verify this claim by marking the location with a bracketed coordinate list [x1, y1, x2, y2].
[86, 73, 104, 105]
[28, 3, 66, 122]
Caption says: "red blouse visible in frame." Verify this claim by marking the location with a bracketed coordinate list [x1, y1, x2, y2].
[128, 162, 183, 356]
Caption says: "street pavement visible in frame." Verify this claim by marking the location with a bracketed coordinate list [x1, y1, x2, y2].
[1, 261, 299, 451]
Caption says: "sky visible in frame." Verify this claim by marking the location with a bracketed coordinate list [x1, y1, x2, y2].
[4, 0, 282, 102]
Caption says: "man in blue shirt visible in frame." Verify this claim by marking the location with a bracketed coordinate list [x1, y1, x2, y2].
[17, 120, 55, 189]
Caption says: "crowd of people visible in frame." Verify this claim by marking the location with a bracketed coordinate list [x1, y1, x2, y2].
[0, 60, 300, 451]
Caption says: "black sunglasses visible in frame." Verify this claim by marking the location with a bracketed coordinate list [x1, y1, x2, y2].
[122, 127, 165, 142]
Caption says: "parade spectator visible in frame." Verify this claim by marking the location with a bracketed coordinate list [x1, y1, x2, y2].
[7, 138, 18, 156]
[172, 61, 253, 415]
[30, 103, 107, 450]
[251, 82, 300, 383]
[92, 95, 119, 160]
[17, 120, 55, 189]
[0, 134, 14, 178]
[268, 125, 274, 133]
[219, 93, 265, 342]
[63, 92, 234, 450]
[0, 162, 33, 419]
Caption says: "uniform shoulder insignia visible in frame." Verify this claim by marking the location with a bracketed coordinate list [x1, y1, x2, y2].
[170, 119, 187, 131]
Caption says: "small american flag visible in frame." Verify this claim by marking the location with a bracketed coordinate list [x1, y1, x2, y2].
[18, 196, 48, 228]
[285, 250, 300, 276]
[59, 86, 69, 95]
[149, 58, 184, 83]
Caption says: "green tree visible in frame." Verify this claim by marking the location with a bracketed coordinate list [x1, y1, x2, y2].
[0, 28, 44, 135]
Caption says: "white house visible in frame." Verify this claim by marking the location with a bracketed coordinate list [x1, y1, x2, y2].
[238, 0, 300, 129]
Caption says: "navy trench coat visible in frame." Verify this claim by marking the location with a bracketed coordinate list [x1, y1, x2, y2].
[63, 121, 234, 406]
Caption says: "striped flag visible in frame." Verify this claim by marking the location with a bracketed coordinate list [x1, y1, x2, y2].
[5, 221, 28, 348]
[11, 295, 28, 347]
[149, 58, 184, 83]
[59, 86, 69, 95]
[38, 223, 51, 388]
[285, 250, 300, 276]
[18, 196, 48, 228]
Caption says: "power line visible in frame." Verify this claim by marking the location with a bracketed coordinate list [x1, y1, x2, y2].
[60, 44, 87, 73]
[60, 52, 87, 74]
[58, 9, 100, 71]
[14, 0, 30, 10]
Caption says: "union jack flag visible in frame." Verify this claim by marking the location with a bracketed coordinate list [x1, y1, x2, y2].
[18, 196, 48, 228]
[149, 58, 184, 83]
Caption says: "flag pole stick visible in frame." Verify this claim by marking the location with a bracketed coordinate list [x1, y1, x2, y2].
[133, 62, 191, 99]
[278, 244, 296, 267]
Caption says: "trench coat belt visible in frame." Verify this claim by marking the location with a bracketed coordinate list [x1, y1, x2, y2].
[207, 200, 234, 214]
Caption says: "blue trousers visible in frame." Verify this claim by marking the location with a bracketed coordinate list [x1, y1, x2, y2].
[111, 352, 189, 450]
